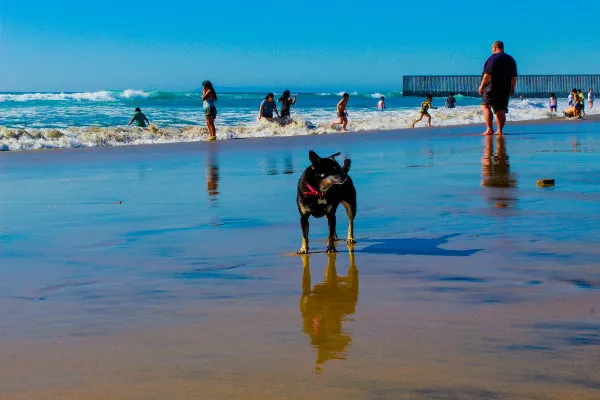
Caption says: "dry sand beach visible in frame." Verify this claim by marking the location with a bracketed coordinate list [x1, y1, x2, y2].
[1, 119, 600, 399]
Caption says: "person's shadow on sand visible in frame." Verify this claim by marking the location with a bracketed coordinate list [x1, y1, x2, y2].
[300, 250, 358, 374]
[358, 234, 481, 257]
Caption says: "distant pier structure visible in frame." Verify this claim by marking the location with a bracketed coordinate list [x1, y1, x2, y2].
[402, 75, 600, 97]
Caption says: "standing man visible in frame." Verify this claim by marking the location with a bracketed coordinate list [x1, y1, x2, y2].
[588, 89, 594, 110]
[445, 92, 458, 108]
[331, 93, 350, 131]
[478, 41, 518, 136]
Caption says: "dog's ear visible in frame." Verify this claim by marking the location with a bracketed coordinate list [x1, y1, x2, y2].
[309, 150, 320, 166]
[342, 158, 351, 173]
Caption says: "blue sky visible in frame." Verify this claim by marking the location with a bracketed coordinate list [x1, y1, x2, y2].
[1, 0, 599, 92]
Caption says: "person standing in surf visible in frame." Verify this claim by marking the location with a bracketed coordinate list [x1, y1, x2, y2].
[278, 90, 297, 122]
[588, 89, 594, 109]
[377, 96, 386, 109]
[258, 93, 280, 122]
[128, 107, 150, 127]
[202, 80, 218, 141]
[445, 92, 458, 108]
[331, 93, 350, 131]
[478, 40, 518, 136]
[568, 89, 575, 106]
[548, 93, 558, 115]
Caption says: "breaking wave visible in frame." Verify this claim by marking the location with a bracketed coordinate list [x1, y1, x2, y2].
[2, 99, 594, 151]
[0, 90, 174, 102]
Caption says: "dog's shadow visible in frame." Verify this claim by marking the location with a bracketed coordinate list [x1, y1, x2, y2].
[300, 250, 358, 374]
[358, 234, 481, 257]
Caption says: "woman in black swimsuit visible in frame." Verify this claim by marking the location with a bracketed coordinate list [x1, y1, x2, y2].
[278, 90, 297, 122]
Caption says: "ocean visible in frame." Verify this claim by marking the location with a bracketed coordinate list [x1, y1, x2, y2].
[0, 90, 592, 151]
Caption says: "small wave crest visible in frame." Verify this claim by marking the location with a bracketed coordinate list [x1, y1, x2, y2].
[0, 90, 156, 103]
[315, 91, 402, 98]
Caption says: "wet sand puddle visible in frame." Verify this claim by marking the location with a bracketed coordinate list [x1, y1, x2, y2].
[1, 121, 599, 399]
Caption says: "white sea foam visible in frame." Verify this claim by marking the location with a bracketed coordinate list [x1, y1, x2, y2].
[0, 90, 153, 102]
[1, 99, 596, 151]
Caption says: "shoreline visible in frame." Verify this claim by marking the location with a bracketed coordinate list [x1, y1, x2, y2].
[1, 113, 599, 156]
[0, 114, 600, 154]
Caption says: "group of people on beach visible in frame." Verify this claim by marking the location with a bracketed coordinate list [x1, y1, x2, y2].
[127, 80, 220, 140]
[560, 88, 594, 119]
[259, 91, 352, 130]
[126, 40, 592, 139]
[128, 84, 356, 139]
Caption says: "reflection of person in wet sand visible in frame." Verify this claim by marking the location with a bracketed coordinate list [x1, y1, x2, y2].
[481, 135, 517, 208]
[206, 151, 220, 201]
[300, 250, 358, 374]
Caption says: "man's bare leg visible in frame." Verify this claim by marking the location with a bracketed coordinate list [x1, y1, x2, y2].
[496, 110, 506, 135]
[426, 114, 432, 127]
[342, 116, 348, 130]
[481, 105, 494, 135]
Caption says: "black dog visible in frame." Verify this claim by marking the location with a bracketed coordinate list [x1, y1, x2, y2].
[297, 150, 357, 254]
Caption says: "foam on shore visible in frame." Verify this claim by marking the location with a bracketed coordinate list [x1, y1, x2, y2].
[1, 98, 597, 151]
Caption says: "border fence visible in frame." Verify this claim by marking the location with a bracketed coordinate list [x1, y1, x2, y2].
[402, 75, 600, 98]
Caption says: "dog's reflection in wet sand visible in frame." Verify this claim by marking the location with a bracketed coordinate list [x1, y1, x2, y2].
[300, 249, 358, 374]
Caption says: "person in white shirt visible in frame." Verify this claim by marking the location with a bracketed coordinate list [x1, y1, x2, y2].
[376, 96, 386, 110]
[568, 89, 575, 106]
[589, 89, 594, 110]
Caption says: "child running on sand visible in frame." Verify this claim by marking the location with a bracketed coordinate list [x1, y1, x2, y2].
[128, 107, 149, 127]
[548, 93, 557, 115]
[411, 95, 436, 128]
[331, 93, 350, 130]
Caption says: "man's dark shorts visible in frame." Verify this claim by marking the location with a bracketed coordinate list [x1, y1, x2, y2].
[481, 87, 509, 114]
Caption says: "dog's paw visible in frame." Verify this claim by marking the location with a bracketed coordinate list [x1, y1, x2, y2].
[346, 237, 357, 244]
[326, 246, 338, 253]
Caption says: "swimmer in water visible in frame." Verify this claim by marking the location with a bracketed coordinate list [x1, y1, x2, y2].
[411, 95, 437, 128]
[258, 93, 279, 122]
[445, 92, 458, 108]
[278, 90, 297, 122]
[377, 96, 386, 109]
[331, 93, 350, 131]
[128, 107, 149, 127]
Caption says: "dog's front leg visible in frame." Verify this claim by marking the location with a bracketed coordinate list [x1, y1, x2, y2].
[326, 212, 337, 253]
[297, 214, 310, 254]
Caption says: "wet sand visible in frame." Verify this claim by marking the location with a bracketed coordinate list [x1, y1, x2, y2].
[1, 119, 600, 399]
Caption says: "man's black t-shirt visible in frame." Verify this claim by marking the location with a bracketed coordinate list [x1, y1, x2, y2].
[482, 52, 518, 99]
